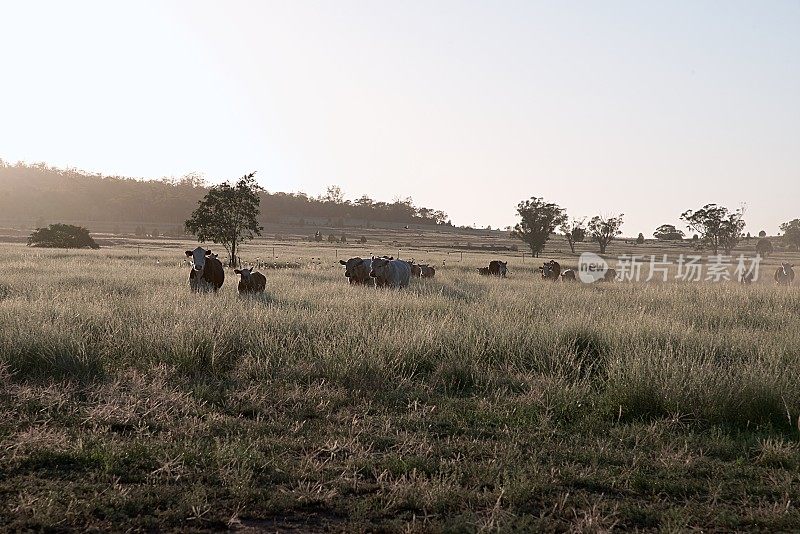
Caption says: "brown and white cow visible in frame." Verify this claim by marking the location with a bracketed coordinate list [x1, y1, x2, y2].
[234, 268, 266, 294]
[775, 263, 795, 286]
[561, 269, 577, 282]
[185, 247, 224, 291]
[420, 265, 436, 278]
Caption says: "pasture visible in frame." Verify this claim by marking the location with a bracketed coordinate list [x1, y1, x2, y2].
[1, 240, 800, 531]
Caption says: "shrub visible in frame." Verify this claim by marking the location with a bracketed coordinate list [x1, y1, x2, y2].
[27, 224, 99, 249]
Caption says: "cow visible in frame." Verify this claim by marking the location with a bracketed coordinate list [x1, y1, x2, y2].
[420, 265, 436, 278]
[489, 260, 508, 277]
[540, 260, 561, 281]
[338, 257, 374, 286]
[410, 263, 422, 278]
[601, 268, 617, 282]
[185, 247, 224, 291]
[369, 257, 412, 288]
[775, 263, 795, 286]
[477, 267, 490, 276]
[561, 269, 577, 282]
[234, 268, 266, 294]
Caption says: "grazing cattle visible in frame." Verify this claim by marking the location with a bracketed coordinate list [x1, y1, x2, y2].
[234, 268, 266, 294]
[740, 272, 754, 285]
[420, 265, 436, 278]
[185, 247, 224, 291]
[489, 260, 508, 277]
[561, 269, 577, 282]
[775, 263, 795, 286]
[601, 268, 617, 283]
[540, 260, 561, 281]
[410, 263, 422, 278]
[369, 257, 412, 288]
[338, 257, 374, 286]
[477, 267, 490, 276]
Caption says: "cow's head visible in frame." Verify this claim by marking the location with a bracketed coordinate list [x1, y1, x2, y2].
[499, 261, 508, 276]
[339, 257, 365, 280]
[185, 247, 212, 273]
[782, 262, 795, 273]
[370, 257, 391, 279]
[234, 267, 253, 281]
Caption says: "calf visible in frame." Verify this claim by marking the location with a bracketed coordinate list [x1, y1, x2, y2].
[540, 260, 561, 281]
[420, 265, 436, 278]
[234, 268, 266, 294]
[775, 263, 795, 286]
[185, 247, 224, 291]
[561, 269, 577, 282]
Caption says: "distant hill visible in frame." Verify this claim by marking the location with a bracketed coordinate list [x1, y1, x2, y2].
[0, 161, 451, 232]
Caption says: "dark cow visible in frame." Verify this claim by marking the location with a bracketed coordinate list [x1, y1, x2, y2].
[477, 267, 490, 276]
[370, 257, 412, 288]
[420, 265, 436, 278]
[561, 269, 577, 282]
[601, 268, 617, 282]
[410, 262, 422, 278]
[338, 257, 374, 286]
[234, 268, 266, 294]
[185, 247, 224, 291]
[775, 263, 795, 286]
[489, 260, 508, 277]
[540, 260, 561, 281]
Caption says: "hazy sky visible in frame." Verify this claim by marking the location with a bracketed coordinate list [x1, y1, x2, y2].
[1, 1, 798, 233]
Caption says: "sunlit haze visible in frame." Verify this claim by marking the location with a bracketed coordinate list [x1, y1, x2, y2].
[1, 1, 798, 233]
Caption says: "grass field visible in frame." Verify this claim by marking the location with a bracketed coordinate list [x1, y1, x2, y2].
[1, 239, 800, 532]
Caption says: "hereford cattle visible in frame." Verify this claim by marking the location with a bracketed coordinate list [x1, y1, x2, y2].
[369, 257, 412, 288]
[420, 265, 436, 278]
[775, 263, 795, 286]
[561, 269, 577, 282]
[540, 260, 561, 281]
[234, 268, 266, 294]
[185, 247, 224, 291]
[338, 257, 374, 286]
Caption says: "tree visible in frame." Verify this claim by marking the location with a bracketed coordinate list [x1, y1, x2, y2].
[636, 233, 645, 245]
[780, 219, 800, 251]
[755, 238, 773, 258]
[359, 235, 367, 244]
[587, 214, 624, 254]
[680, 204, 745, 255]
[340, 234, 347, 243]
[510, 197, 566, 257]
[327, 234, 337, 243]
[27, 223, 99, 249]
[758, 230, 767, 238]
[559, 217, 585, 254]
[653, 224, 685, 241]
[152, 228, 159, 238]
[323, 185, 345, 204]
[185, 172, 262, 267]
[134, 225, 146, 237]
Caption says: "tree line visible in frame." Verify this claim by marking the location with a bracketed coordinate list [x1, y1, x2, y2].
[511, 197, 800, 257]
[0, 162, 450, 228]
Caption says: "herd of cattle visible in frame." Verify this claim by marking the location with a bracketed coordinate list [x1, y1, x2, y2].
[184, 246, 796, 293]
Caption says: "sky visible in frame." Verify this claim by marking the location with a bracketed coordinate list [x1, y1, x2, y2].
[1, 0, 798, 234]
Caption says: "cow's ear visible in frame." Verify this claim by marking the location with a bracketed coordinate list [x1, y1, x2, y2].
[185, 250, 192, 257]
[205, 250, 212, 255]
[234, 269, 241, 274]
[339, 260, 346, 265]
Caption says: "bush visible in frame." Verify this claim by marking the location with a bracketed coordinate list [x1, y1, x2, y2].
[27, 224, 99, 249]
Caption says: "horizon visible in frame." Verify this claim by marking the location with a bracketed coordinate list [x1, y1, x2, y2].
[1, 1, 798, 234]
